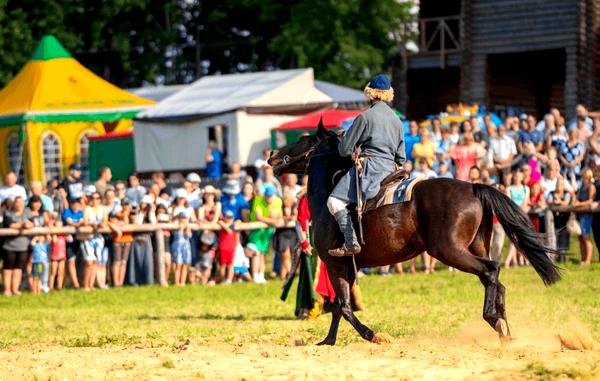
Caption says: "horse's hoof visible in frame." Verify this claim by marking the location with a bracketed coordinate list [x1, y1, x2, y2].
[495, 319, 513, 347]
[316, 338, 335, 346]
[371, 332, 392, 344]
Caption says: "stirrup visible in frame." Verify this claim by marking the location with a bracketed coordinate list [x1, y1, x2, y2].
[328, 243, 361, 257]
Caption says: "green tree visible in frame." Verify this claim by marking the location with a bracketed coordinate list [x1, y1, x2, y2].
[270, 0, 413, 88]
[0, 0, 414, 88]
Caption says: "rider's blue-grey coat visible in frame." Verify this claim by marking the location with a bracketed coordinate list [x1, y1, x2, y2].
[330, 101, 406, 203]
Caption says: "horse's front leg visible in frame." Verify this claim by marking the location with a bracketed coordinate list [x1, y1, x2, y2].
[316, 299, 342, 346]
[326, 259, 383, 343]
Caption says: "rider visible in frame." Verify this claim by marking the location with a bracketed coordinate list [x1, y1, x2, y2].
[327, 74, 405, 257]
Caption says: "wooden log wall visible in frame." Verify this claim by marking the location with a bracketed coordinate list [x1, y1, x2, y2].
[460, 0, 586, 118]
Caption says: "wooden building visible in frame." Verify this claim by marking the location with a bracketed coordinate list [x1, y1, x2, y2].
[393, 0, 600, 120]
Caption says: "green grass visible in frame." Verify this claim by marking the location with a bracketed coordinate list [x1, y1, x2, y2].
[0, 263, 598, 348]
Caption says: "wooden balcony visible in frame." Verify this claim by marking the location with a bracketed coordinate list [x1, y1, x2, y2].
[405, 16, 461, 69]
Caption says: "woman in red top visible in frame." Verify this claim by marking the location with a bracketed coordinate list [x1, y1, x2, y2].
[450, 132, 486, 181]
[297, 193, 336, 306]
[528, 182, 546, 232]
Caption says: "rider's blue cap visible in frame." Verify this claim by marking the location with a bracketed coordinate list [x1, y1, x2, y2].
[368, 74, 391, 90]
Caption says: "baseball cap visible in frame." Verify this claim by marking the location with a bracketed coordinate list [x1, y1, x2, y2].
[84, 185, 97, 196]
[175, 188, 187, 199]
[222, 179, 241, 195]
[263, 185, 276, 197]
[246, 242, 259, 254]
[186, 173, 201, 183]
[69, 163, 81, 171]
[224, 210, 234, 218]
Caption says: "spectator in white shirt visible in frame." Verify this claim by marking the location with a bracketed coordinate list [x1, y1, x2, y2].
[0, 171, 27, 203]
[568, 104, 594, 132]
[126, 173, 146, 207]
[185, 172, 202, 209]
[489, 125, 517, 181]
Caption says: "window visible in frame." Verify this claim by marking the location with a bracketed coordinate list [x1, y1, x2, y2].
[79, 133, 93, 181]
[42, 133, 61, 181]
[7, 134, 25, 183]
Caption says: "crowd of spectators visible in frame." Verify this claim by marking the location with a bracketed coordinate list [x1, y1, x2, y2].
[402, 104, 600, 272]
[0, 145, 303, 295]
[1, 104, 599, 295]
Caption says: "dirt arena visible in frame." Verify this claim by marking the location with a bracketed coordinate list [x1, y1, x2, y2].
[2, 321, 598, 381]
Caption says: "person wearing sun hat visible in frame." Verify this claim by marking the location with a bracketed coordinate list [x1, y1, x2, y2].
[326, 74, 406, 257]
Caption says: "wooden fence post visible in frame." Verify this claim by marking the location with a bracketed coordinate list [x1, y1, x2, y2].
[154, 229, 167, 286]
[544, 209, 557, 259]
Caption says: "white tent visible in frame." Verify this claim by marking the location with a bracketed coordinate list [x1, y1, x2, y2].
[134, 68, 332, 172]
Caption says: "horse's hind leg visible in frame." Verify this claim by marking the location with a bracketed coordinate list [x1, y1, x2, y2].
[495, 280, 512, 339]
[429, 244, 509, 341]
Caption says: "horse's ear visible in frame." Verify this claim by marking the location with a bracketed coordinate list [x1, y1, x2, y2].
[316, 117, 329, 139]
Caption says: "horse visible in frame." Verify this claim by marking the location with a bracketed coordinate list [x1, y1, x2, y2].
[268, 121, 561, 346]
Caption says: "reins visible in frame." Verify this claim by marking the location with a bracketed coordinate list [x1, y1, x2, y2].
[281, 135, 338, 172]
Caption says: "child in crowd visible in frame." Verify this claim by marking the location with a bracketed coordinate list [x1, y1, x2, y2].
[505, 170, 530, 268]
[108, 202, 133, 288]
[411, 158, 437, 179]
[155, 203, 172, 285]
[171, 212, 192, 285]
[233, 243, 252, 282]
[574, 168, 596, 265]
[437, 161, 454, 179]
[30, 235, 49, 294]
[198, 231, 216, 285]
[48, 215, 68, 291]
[217, 210, 238, 284]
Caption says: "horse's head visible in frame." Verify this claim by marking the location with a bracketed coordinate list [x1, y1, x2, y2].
[268, 119, 338, 176]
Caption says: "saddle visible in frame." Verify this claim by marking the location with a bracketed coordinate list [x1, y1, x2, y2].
[362, 169, 425, 213]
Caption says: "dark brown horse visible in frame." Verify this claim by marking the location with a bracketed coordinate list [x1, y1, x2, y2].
[268, 122, 560, 346]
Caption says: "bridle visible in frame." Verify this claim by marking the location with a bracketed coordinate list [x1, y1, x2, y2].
[280, 134, 338, 171]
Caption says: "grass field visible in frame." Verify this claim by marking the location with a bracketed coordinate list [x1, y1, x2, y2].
[0, 263, 599, 380]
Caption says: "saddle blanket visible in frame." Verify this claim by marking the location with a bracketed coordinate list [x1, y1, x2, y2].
[363, 176, 425, 213]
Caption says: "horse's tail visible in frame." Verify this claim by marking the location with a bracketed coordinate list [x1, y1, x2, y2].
[472, 183, 561, 286]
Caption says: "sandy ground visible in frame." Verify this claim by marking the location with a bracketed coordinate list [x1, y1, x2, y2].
[1, 322, 599, 381]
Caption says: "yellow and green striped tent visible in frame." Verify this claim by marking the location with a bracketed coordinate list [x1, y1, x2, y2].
[0, 35, 154, 182]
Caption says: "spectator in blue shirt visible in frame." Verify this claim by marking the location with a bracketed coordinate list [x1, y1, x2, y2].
[404, 120, 421, 163]
[518, 115, 544, 152]
[62, 197, 85, 289]
[221, 179, 250, 222]
[205, 141, 223, 183]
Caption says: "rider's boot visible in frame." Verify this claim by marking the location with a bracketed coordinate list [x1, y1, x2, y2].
[328, 209, 361, 257]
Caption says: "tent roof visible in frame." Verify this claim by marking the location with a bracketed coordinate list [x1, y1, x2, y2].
[314, 80, 366, 104]
[127, 84, 187, 102]
[0, 35, 155, 126]
[274, 109, 362, 131]
[135, 68, 332, 122]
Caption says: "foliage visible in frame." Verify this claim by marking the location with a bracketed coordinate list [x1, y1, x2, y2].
[271, 0, 413, 88]
[0, 0, 415, 88]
